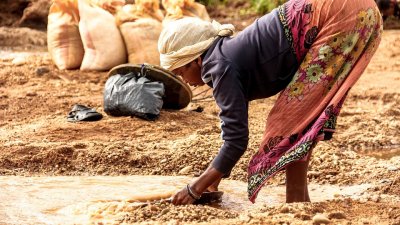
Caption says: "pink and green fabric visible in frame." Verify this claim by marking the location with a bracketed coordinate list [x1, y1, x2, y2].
[248, 0, 383, 202]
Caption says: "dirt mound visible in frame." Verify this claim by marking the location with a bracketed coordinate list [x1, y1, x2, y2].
[0, 27, 46, 49]
[0, 0, 50, 29]
[120, 202, 238, 224]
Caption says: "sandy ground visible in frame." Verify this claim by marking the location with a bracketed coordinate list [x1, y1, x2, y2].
[0, 25, 399, 225]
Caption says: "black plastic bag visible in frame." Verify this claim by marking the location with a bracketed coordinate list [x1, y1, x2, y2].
[104, 71, 165, 120]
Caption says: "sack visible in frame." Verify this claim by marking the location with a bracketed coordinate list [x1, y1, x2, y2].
[116, 2, 163, 65]
[47, 0, 84, 70]
[134, 0, 164, 22]
[90, 0, 125, 14]
[161, 0, 210, 26]
[115, 2, 164, 25]
[119, 18, 162, 65]
[103, 70, 165, 120]
[78, 0, 127, 71]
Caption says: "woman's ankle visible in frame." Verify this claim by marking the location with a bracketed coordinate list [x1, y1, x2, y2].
[286, 186, 310, 203]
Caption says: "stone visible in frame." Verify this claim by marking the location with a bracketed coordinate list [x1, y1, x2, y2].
[387, 166, 398, 171]
[295, 213, 312, 220]
[148, 205, 158, 211]
[160, 208, 169, 215]
[26, 92, 37, 97]
[328, 211, 346, 219]
[308, 171, 321, 177]
[178, 165, 192, 175]
[35, 67, 50, 76]
[280, 205, 290, 213]
[12, 57, 26, 66]
[379, 179, 391, 184]
[370, 194, 380, 203]
[312, 214, 331, 224]
[390, 139, 399, 145]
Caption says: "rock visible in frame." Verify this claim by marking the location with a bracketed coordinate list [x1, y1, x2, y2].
[12, 57, 26, 66]
[26, 92, 37, 97]
[328, 211, 346, 219]
[379, 179, 391, 184]
[178, 166, 192, 175]
[387, 166, 398, 171]
[295, 213, 312, 220]
[35, 67, 49, 76]
[308, 171, 321, 177]
[190, 106, 204, 112]
[390, 139, 399, 145]
[333, 192, 342, 198]
[359, 197, 368, 203]
[360, 218, 373, 224]
[370, 194, 380, 203]
[239, 214, 251, 223]
[312, 214, 331, 224]
[0, 92, 8, 98]
[280, 205, 290, 213]
[160, 208, 169, 215]
[148, 205, 158, 211]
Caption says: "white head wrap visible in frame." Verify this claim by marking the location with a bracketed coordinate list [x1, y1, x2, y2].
[158, 17, 235, 71]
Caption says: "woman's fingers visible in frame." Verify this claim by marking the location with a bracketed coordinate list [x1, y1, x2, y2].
[171, 187, 196, 205]
[172, 168, 225, 205]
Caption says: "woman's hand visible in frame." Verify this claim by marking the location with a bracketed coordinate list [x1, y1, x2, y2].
[171, 185, 197, 205]
[171, 166, 224, 205]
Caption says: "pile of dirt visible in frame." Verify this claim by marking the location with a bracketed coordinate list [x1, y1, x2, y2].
[73, 198, 400, 224]
[0, 27, 46, 49]
[0, 0, 50, 29]
[119, 202, 238, 224]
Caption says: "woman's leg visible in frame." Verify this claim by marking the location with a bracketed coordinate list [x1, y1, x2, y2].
[285, 150, 312, 203]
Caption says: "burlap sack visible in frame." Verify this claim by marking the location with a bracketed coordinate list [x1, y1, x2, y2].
[90, 0, 125, 14]
[120, 19, 162, 65]
[47, 0, 84, 70]
[116, 2, 163, 65]
[135, 0, 164, 22]
[78, 0, 127, 71]
[161, 0, 210, 26]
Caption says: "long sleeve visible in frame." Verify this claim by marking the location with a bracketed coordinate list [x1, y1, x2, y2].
[204, 62, 249, 175]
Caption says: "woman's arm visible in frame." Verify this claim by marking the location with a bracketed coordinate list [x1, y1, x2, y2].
[172, 63, 248, 205]
[171, 166, 224, 205]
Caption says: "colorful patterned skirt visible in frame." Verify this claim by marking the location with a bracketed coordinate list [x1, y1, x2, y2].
[247, 0, 383, 202]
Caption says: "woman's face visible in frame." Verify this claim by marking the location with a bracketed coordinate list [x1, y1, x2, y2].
[172, 59, 205, 87]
